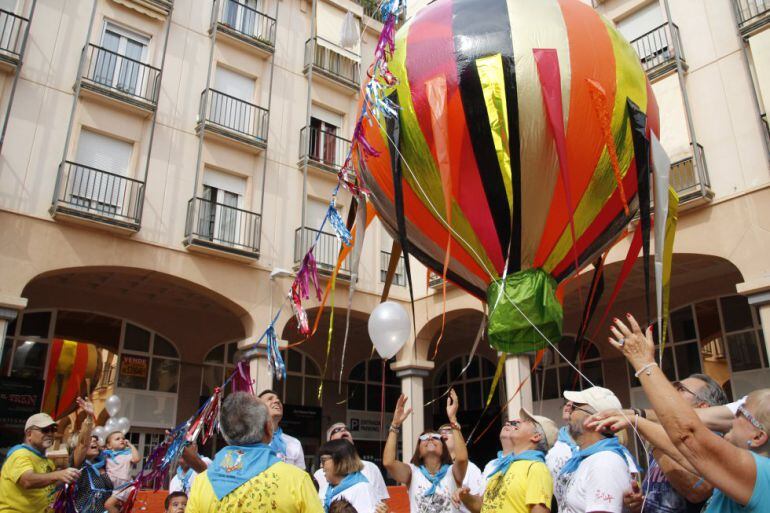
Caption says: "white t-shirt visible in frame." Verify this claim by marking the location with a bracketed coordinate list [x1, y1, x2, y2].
[169, 457, 213, 494]
[407, 463, 460, 513]
[320, 480, 380, 513]
[546, 439, 639, 479]
[314, 460, 390, 501]
[276, 431, 306, 470]
[459, 461, 484, 513]
[554, 451, 633, 513]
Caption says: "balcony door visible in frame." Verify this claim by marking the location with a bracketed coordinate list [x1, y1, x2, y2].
[96, 24, 149, 97]
[200, 170, 246, 247]
[0, 0, 21, 55]
[309, 105, 342, 167]
[224, 0, 261, 38]
[71, 130, 133, 215]
[212, 66, 256, 135]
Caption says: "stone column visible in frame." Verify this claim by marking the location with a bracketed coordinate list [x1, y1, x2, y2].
[238, 339, 287, 394]
[737, 278, 770, 365]
[0, 294, 27, 364]
[391, 359, 433, 459]
[505, 354, 533, 420]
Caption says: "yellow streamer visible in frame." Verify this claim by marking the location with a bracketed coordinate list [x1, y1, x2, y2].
[485, 354, 507, 408]
[318, 255, 338, 401]
[660, 187, 679, 347]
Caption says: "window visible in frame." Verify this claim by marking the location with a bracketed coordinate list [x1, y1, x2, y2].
[212, 66, 256, 134]
[433, 355, 501, 412]
[0, 0, 17, 12]
[71, 129, 133, 214]
[308, 105, 343, 165]
[347, 359, 400, 412]
[201, 341, 239, 397]
[533, 336, 604, 401]
[272, 349, 321, 406]
[96, 23, 149, 96]
[117, 323, 180, 393]
[126, 431, 166, 480]
[224, 0, 261, 36]
[199, 169, 247, 246]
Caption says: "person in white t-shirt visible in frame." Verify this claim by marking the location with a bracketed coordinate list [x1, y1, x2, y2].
[438, 422, 483, 513]
[383, 389, 469, 513]
[314, 422, 389, 502]
[318, 439, 382, 513]
[169, 442, 212, 495]
[258, 389, 306, 469]
[552, 387, 635, 513]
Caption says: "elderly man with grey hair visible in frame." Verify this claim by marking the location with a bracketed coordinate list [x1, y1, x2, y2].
[186, 392, 323, 513]
[313, 422, 389, 502]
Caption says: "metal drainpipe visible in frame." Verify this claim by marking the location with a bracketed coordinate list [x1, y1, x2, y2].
[0, 0, 38, 153]
[302, 0, 318, 242]
[50, 0, 98, 211]
[258, 1, 279, 253]
[189, 0, 220, 244]
[728, 2, 770, 163]
[136, 1, 175, 225]
[661, 0, 704, 188]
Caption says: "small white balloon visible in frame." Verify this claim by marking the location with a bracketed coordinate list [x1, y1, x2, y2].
[105, 395, 122, 417]
[368, 301, 411, 359]
[104, 418, 119, 435]
[116, 417, 131, 435]
[92, 426, 107, 444]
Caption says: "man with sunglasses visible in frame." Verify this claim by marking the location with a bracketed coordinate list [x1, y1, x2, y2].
[313, 422, 389, 503]
[551, 387, 637, 513]
[0, 413, 81, 513]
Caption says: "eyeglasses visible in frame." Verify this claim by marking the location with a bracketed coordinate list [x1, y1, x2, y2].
[32, 426, 57, 434]
[329, 426, 347, 437]
[673, 381, 700, 399]
[503, 420, 521, 427]
[419, 433, 442, 442]
[737, 405, 767, 434]
[565, 402, 595, 416]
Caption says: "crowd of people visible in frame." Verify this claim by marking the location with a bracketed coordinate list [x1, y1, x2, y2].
[0, 314, 768, 513]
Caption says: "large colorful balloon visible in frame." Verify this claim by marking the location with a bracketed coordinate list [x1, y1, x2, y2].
[358, 0, 659, 353]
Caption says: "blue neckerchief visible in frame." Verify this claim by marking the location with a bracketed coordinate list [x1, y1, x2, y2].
[557, 426, 579, 452]
[418, 464, 451, 496]
[177, 466, 194, 493]
[85, 455, 106, 470]
[559, 437, 628, 476]
[103, 448, 131, 461]
[84, 457, 113, 494]
[7, 444, 47, 459]
[207, 443, 281, 500]
[488, 450, 545, 479]
[269, 427, 287, 457]
[323, 471, 368, 512]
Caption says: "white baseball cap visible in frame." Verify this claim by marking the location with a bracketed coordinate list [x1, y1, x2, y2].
[520, 408, 558, 450]
[25, 413, 56, 431]
[563, 386, 622, 413]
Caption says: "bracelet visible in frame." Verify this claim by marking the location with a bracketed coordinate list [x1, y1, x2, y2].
[449, 421, 461, 431]
[388, 424, 400, 434]
[634, 362, 658, 378]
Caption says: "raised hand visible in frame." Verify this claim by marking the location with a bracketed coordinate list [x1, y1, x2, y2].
[609, 314, 656, 371]
[584, 409, 632, 433]
[76, 397, 94, 417]
[446, 388, 459, 424]
[392, 394, 413, 428]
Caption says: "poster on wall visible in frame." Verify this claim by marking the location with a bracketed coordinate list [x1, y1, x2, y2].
[0, 377, 44, 451]
[118, 355, 149, 389]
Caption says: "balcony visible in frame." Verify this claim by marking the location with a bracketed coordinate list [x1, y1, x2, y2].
[184, 197, 261, 260]
[733, 0, 770, 36]
[51, 161, 144, 232]
[380, 251, 406, 287]
[118, 0, 173, 16]
[197, 88, 268, 151]
[0, 9, 28, 69]
[427, 270, 448, 289]
[670, 143, 713, 207]
[629, 22, 686, 81]
[304, 37, 360, 92]
[80, 44, 161, 112]
[298, 126, 351, 173]
[216, 0, 276, 55]
[294, 227, 350, 279]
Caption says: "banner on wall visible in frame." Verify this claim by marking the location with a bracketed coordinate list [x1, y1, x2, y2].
[346, 410, 394, 441]
[0, 377, 45, 449]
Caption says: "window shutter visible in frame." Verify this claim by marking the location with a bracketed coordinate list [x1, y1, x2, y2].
[75, 129, 133, 175]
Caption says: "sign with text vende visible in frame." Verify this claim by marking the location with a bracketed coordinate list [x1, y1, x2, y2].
[346, 410, 394, 441]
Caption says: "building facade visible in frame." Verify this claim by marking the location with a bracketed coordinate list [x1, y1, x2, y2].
[0, 0, 769, 475]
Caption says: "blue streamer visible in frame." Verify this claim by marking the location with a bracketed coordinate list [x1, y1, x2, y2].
[265, 325, 286, 381]
[326, 203, 352, 246]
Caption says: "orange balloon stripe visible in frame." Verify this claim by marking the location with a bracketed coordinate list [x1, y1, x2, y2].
[534, 0, 617, 268]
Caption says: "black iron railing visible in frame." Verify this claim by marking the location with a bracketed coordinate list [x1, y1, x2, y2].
[356, 0, 386, 22]
[294, 227, 350, 274]
[218, 0, 276, 48]
[670, 143, 710, 201]
[185, 197, 261, 255]
[304, 37, 360, 88]
[427, 270, 445, 288]
[733, 0, 770, 33]
[54, 161, 144, 226]
[0, 9, 27, 58]
[200, 88, 269, 144]
[380, 251, 406, 287]
[630, 22, 684, 76]
[82, 44, 161, 105]
[299, 126, 351, 171]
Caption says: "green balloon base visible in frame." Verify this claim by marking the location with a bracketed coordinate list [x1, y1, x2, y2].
[486, 268, 563, 355]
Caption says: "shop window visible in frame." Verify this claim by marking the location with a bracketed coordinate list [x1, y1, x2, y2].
[117, 323, 179, 393]
[432, 355, 501, 413]
[273, 348, 321, 407]
[348, 358, 399, 412]
[201, 341, 238, 397]
[532, 336, 604, 401]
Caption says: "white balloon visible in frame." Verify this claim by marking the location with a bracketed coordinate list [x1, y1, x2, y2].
[105, 395, 122, 417]
[116, 416, 131, 435]
[92, 426, 107, 444]
[368, 301, 411, 359]
[104, 418, 119, 435]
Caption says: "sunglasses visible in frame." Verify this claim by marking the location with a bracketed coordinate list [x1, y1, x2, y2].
[503, 420, 522, 427]
[565, 402, 595, 415]
[419, 433, 442, 442]
[329, 426, 347, 437]
[31, 426, 57, 434]
[737, 405, 767, 434]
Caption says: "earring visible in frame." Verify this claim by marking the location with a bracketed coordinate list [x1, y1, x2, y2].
[747, 440, 753, 448]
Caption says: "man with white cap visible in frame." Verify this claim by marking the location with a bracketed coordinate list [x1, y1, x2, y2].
[552, 387, 637, 513]
[313, 422, 389, 502]
[0, 413, 80, 513]
[456, 408, 558, 513]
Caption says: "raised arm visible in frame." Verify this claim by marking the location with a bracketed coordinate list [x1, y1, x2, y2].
[610, 315, 757, 506]
[181, 443, 209, 473]
[383, 394, 413, 485]
[653, 449, 713, 504]
[127, 440, 141, 464]
[446, 389, 468, 486]
[73, 397, 95, 467]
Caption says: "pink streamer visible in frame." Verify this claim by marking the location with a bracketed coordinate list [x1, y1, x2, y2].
[231, 360, 254, 394]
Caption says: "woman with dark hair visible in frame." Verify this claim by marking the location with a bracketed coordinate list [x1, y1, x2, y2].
[71, 398, 114, 513]
[318, 439, 380, 512]
[383, 389, 468, 513]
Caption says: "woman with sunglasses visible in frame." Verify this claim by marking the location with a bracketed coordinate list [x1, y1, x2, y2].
[383, 389, 468, 513]
[318, 439, 382, 512]
[608, 313, 770, 513]
[71, 397, 114, 513]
